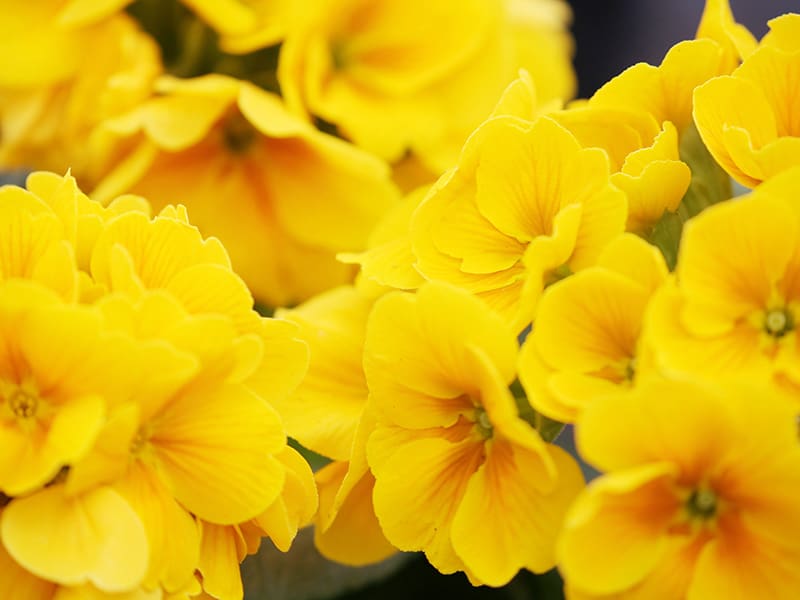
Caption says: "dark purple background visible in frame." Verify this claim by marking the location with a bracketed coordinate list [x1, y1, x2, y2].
[568, 0, 798, 97]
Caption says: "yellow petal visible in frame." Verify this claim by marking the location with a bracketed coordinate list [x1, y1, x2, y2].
[197, 522, 243, 600]
[2, 484, 148, 592]
[314, 465, 397, 566]
[0, 539, 56, 599]
[558, 463, 680, 594]
[152, 383, 286, 524]
[451, 442, 583, 585]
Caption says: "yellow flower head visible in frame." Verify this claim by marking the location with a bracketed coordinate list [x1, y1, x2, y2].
[94, 74, 399, 306]
[277, 0, 575, 170]
[553, 107, 690, 234]
[645, 167, 800, 393]
[365, 282, 584, 586]
[559, 378, 800, 598]
[519, 234, 667, 423]
[413, 115, 627, 333]
[0, 14, 161, 185]
[693, 14, 800, 188]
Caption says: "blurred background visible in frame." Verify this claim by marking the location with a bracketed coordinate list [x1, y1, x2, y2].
[569, 0, 798, 96]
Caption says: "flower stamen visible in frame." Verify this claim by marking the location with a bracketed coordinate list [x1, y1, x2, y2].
[764, 307, 793, 338]
[8, 388, 38, 420]
[686, 487, 717, 520]
[474, 407, 493, 439]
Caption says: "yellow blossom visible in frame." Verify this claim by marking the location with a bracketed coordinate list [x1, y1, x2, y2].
[645, 167, 800, 391]
[93, 74, 399, 306]
[559, 378, 800, 599]
[277, 0, 575, 171]
[695, 0, 756, 72]
[0, 14, 161, 185]
[365, 282, 584, 585]
[413, 115, 626, 333]
[519, 234, 667, 423]
[693, 14, 800, 188]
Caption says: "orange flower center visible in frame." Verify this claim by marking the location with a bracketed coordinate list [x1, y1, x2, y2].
[221, 112, 257, 154]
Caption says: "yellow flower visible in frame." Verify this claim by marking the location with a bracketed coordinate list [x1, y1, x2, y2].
[278, 0, 575, 171]
[693, 14, 800, 188]
[553, 107, 690, 234]
[277, 286, 396, 565]
[94, 74, 399, 306]
[0, 281, 141, 496]
[365, 282, 584, 585]
[695, 0, 756, 72]
[519, 234, 667, 423]
[0, 14, 161, 185]
[645, 168, 800, 391]
[590, 38, 728, 136]
[559, 378, 800, 598]
[413, 115, 626, 333]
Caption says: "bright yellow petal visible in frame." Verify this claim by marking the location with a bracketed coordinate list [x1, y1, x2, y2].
[152, 383, 286, 524]
[451, 442, 583, 585]
[2, 484, 148, 592]
[557, 463, 680, 595]
[0, 539, 56, 599]
[197, 522, 244, 600]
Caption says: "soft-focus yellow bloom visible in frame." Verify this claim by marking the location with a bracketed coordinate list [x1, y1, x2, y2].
[693, 14, 800, 188]
[189, 0, 297, 53]
[519, 234, 667, 423]
[278, 0, 574, 171]
[277, 286, 396, 565]
[645, 168, 800, 392]
[559, 378, 800, 599]
[365, 283, 584, 585]
[94, 74, 399, 306]
[413, 115, 626, 333]
[0, 14, 161, 185]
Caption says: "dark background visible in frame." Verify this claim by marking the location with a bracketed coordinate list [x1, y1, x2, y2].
[568, 0, 798, 97]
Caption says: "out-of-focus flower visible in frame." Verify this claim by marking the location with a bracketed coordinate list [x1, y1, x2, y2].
[693, 14, 800, 188]
[93, 74, 399, 306]
[0, 13, 161, 186]
[189, 0, 298, 53]
[365, 282, 584, 586]
[559, 378, 800, 599]
[278, 0, 575, 171]
[645, 167, 800, 394]
[518, 234, 667, 424]
[413, 115, 626, 333]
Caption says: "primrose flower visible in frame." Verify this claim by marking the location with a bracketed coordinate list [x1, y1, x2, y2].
[278, 0, 575, 171]
[693, 14, 800, 188]
[413, 115, 626, 333]
[0, 14, 161, 185]
[519, 234, 667, 423]
[559, 378, 800, 598]
[277, 286, 396, 565]
[93, 74, 399, 306]
[553, 107, 690, 234]
[645, 168, 800, 393]
[365, 282, 584, 586]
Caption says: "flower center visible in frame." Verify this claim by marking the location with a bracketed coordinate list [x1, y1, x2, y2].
[764, 307, 793, 338]
[474, 407, 493, 439]
[129, 427, 150, 456]
[8, 388, 38, 419]
[686, 487, 717, 520]
[221, 112, 257, 154]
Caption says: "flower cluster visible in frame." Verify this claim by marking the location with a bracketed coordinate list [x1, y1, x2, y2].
[0, 172, 316, 599]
